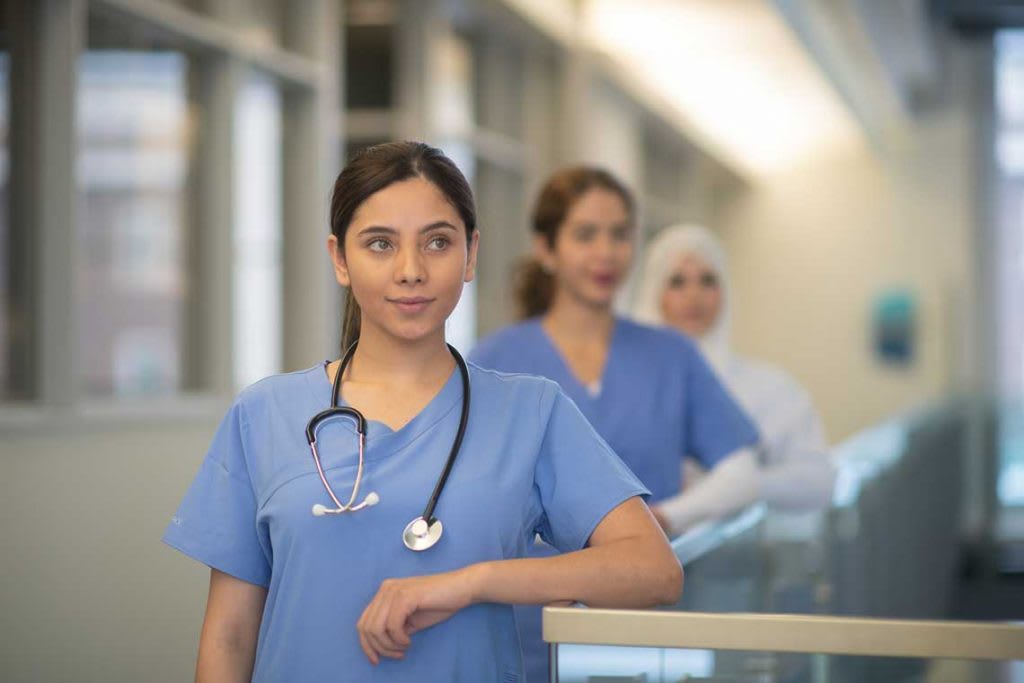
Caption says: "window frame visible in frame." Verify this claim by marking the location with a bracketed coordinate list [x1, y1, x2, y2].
[0, 0, 339, 428]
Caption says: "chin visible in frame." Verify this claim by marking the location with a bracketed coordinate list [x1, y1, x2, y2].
[575, 286, 617, 309]
[383, 314, 450, 343]
[390, 324, 442, 343]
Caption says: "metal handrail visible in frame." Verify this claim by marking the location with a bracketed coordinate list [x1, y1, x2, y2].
[543, 608, 1024, 661]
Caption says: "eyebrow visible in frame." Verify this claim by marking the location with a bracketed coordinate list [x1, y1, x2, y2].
[568, 221, 632, 231]
[357, 221, 459, 237]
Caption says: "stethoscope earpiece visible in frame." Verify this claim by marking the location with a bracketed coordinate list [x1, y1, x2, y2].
[310, 490, 379, 517]
[306, 342, 471, 553]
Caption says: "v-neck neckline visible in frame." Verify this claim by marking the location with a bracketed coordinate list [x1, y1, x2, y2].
[302, 362, 463, 460]
[533, 317, 619, 401]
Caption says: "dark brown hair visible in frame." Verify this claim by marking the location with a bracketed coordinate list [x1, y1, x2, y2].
[330, 141, 476, 349]
[516, 166, 635, 318]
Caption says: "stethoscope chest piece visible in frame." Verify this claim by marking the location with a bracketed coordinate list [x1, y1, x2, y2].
[311, 342, 470, 553]
[403, 516, 443, 551]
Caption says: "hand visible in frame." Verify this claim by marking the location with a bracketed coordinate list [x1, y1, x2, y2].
[357, 568, 476, 665]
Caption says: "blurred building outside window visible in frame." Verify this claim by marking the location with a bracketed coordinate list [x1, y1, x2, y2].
[77, 50, 189, 398]
[233, 69, 283, 390]
[995, 30, 1024, 506]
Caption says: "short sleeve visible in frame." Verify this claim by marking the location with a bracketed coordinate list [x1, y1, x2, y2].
[684, 346, 760, 469]
[162, 400, 271, 587]
[533, 385, 650, 553]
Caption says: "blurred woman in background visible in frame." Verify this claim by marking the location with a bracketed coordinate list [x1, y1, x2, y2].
[470, 167, 760, 682]
[633, 223, 835, 520]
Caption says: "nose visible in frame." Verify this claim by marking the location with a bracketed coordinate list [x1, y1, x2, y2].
[394, 245, 426, 285]
[595, 232, 618, 261]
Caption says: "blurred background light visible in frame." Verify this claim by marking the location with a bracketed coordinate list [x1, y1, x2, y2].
[583, 0, 866, 176]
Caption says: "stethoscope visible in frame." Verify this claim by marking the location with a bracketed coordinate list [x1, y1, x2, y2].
[305, 341, 471, 552]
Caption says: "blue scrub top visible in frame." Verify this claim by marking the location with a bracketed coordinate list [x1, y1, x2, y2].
[471, 317, 759, 502]
[472, 318, 758, 683]
[163, 362, 647, 683]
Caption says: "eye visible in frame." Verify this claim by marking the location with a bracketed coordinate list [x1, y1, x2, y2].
[573, 227, 596, 242]
[668, 274, 686, 289]
[426, 235, 451, 251]
[367, 238, 392, 253]
[700, 273, 719, 288]
[611, 225, 633, 242]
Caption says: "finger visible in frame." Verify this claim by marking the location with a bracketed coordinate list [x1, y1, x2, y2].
[363, 620, 405, 662]
[358, 629, 379, 666]
[367, 586, 405, 654]
[373, 643, 406, 660]
[384, 595, 413, 648]
[359, 590, 390, 664]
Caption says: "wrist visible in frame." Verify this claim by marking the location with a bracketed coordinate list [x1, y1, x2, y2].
[460, 562, 493, 604]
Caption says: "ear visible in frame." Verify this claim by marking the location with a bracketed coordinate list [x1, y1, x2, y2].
[532, 233, 555, 274]
[327, 234, 351, 287]
[464, 230, 480, 283]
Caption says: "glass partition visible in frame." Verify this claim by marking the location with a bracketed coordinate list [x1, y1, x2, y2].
[553, 398, 1020, 680]
[546, 608, 1024, 683]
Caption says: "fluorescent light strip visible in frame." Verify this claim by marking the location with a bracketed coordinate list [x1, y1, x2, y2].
[584, 0, 864, 176]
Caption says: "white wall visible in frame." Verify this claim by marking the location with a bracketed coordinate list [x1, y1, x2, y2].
[0, 418, 222, 682]
[715, 44, 984, 441]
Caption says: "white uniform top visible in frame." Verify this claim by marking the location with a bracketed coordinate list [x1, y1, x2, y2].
[632, 224, 835, 526]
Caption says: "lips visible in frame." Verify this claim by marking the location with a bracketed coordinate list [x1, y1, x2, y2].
[387, 296, 435, 314]
[592, 273, 618, 287]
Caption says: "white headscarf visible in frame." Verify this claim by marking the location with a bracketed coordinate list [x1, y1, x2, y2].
[633, 224, 732, 374]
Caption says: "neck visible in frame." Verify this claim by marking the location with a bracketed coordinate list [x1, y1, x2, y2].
[543, 289, 616, 342]
[346, 321, 454, 386]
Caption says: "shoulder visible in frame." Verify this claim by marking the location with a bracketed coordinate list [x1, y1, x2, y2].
[470, 319, 540, 361]
[467, 361, 559, 402]
[615, 318, 701, 361]
[733, 357, 806, 395]
[466, 361, 571, 427]
[233, 364, 324, 417]
[730, 356, 816, 410]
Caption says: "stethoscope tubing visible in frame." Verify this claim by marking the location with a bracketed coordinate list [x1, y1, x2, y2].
[306, 340, 470, 545]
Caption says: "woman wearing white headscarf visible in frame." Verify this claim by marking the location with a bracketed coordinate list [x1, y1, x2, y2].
[633, 224, 834, 535]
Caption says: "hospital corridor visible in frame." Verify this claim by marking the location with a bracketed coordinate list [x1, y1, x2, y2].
[1, 0, 1024, 681]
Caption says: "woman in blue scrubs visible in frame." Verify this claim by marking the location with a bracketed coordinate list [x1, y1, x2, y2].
[470, 166, 760, 682]
[471, 167, 760, 519]
[163, 143, 681, 682]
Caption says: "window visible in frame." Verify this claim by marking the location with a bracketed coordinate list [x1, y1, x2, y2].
[77, 30, 190, 397]
[233, 69, 283, 389]
[994, 30, 1024, 505]
[0, 48, 9, 400]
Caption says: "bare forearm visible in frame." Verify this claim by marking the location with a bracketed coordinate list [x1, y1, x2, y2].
[196, 570, 265, 683]
[466, 536, 682, 608]
[195, 629, 258, 683]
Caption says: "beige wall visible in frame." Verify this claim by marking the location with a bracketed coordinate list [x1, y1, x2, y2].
[714, 46, 983, 441]
[0, 418, 221, 683]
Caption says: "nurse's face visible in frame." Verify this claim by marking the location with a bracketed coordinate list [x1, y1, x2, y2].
[329, 176, 479, 344]
[660, 253, 722, 338]
[538, 188, 634, 310]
